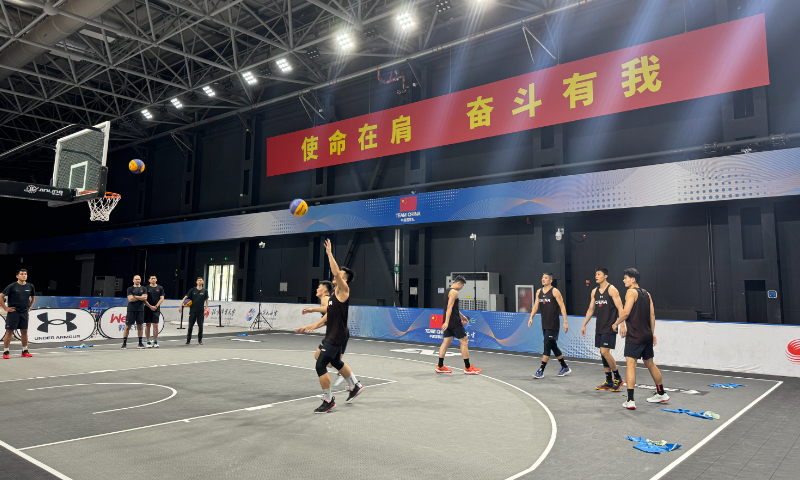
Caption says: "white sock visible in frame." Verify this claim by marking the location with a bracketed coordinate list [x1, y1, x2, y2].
[323, 388, 332, 402]
[345, 374, 359, 389]
[22, 346, 28, 351]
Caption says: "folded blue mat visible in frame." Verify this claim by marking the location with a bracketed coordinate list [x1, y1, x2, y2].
[626, 436, 681, 454]
[661, 408, 718, 419]
[237, 334, 248, 337]
[708, 383, 746, 388]
[62, 344, 94, 349]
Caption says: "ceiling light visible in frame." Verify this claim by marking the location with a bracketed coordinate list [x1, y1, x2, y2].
[202, 85, 215, 97]
[171, 98, 183, 108]
[337, 32, 353, 49]
[307, 46, 320, 59]
[363, 26, 379, 40]
[397, 12, 415, 29]
[276, 58, 292, 72]
[222, 79, 234, 90]
[435, 0, 451, 13]
[243, 71, 257, 84]
[259, 66, 272, 76]
[141, 109, 152, 119]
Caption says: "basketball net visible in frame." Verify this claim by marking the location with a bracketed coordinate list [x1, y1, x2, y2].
[87, 191, 121, 221]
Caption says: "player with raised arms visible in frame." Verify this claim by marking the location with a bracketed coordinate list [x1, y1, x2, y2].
[297, 239, 363, 413]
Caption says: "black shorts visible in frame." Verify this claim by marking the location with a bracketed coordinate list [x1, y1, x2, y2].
[144, 309, 160, 324]
[318, 341, 343, 362]
[624, 343, 654, 360]
[5, 311, 29, 330]
[443, 322, 467, 339]
[126, 311, 144, 326]
[595, 333, 617, 349]
[543, 329, 560, 342]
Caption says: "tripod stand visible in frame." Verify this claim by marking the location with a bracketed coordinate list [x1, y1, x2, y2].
[250, 243, 273, 330]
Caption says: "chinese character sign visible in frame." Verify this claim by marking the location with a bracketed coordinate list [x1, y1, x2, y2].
[267, 15, 769, 176]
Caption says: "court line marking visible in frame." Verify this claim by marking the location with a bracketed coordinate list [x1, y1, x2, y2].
[331, 337, 779, 382]
[0, 438, 73, 480]
[247, 347, 556, 480]
[648, 380, 784, 480]
[232, 357, 397, 383]
[0, 358, 233, 384]
[19, 379, 395, 451]
[26, 383, 178, 414]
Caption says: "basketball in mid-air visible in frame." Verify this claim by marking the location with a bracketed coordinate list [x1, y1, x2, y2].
[129, 159, 145, 174]
[290, 198, 308, 217]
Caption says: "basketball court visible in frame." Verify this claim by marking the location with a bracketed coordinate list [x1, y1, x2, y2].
[2, 1, 800, 479]
[0, 332, 794, 480]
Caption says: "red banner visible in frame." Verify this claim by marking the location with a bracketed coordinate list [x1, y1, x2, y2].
[267, 15, 769, 177]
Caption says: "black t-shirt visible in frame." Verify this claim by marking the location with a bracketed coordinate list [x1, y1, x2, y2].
[127, 285, 147, 312]
[2, 282, 35, 313]
[146, 285, 165, 310]
[185, 287, 209, 312]
[324, 294, 349, 347]
[538, 287, 560, 331]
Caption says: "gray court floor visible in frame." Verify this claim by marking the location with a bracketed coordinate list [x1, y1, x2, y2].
[0, 331, 795, 480]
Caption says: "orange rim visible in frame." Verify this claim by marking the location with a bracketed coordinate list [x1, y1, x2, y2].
[83, 190, 120, 199]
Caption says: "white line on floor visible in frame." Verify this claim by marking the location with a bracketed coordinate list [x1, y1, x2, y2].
[233, 357, 397, 383]
[0, 438, 73, 480]
[18, 380, 396, 451]
[648, 380, 784, 480]
[338, 338, 778, 382]
[0, 358, 233, 384]
[26, 382, 179, 414]
[287, 349, 557, 480]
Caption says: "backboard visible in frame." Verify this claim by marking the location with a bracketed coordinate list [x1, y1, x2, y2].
[50, 121, 111, 204]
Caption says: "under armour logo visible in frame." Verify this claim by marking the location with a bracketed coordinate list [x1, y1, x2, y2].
[37, 312, 77, 333]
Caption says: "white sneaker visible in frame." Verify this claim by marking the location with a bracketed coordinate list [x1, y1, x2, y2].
[146, 341, 152, 348]
[646, 393, 670, 403]
[153, 342, 160, 348]
[334, 373, 344, 386]
[622, 400, 636, 410]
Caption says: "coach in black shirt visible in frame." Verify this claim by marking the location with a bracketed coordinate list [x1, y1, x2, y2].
[1, 269, 35, 359]
[144, 275, 165, 348]
[179, 277, 209, 345]
[123, 275, 148, 349]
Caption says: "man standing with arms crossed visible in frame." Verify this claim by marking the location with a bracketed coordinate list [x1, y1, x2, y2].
[435, 276, 481, 375]
[179, 277, 208, 345]
[1, 269, 35, 359]
[144, 275, 165, 348]
[581, 268, 625, 391]
[528, 273, 571, 379]
[612, 268, 669, 410]
[123, 275, 147, 349]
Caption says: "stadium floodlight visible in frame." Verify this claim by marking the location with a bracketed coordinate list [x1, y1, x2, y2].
[435, 0, 451, 12]
[141, 109, 153, 119]
[242, 71, 257, 84]
[170, 98, 183, 108]
[202, 85, 215, 97]
[337, 32, 353, 49]
[397, 12, 415, 29]
[276, 58, 292, 72]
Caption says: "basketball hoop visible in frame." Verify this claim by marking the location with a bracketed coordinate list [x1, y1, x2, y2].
[86, 191, 121, 221]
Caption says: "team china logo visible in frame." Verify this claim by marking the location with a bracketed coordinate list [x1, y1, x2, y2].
[36, 312, 78, 333]
[786, 340, 800, 365]
[429, 314, 443, 329]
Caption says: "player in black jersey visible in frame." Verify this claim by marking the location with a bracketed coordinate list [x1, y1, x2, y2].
[528, 273, 571, 379]
[298, 281, 348, 386]
[144, 275, 164, 348]
[123, 275, 148, 349]
[435, 276, 481, 374]
[296, 239, 363, 413]
[581, 268, 625, 391]
[612, 268, 669, 410]
[1, 269, 35, 359]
